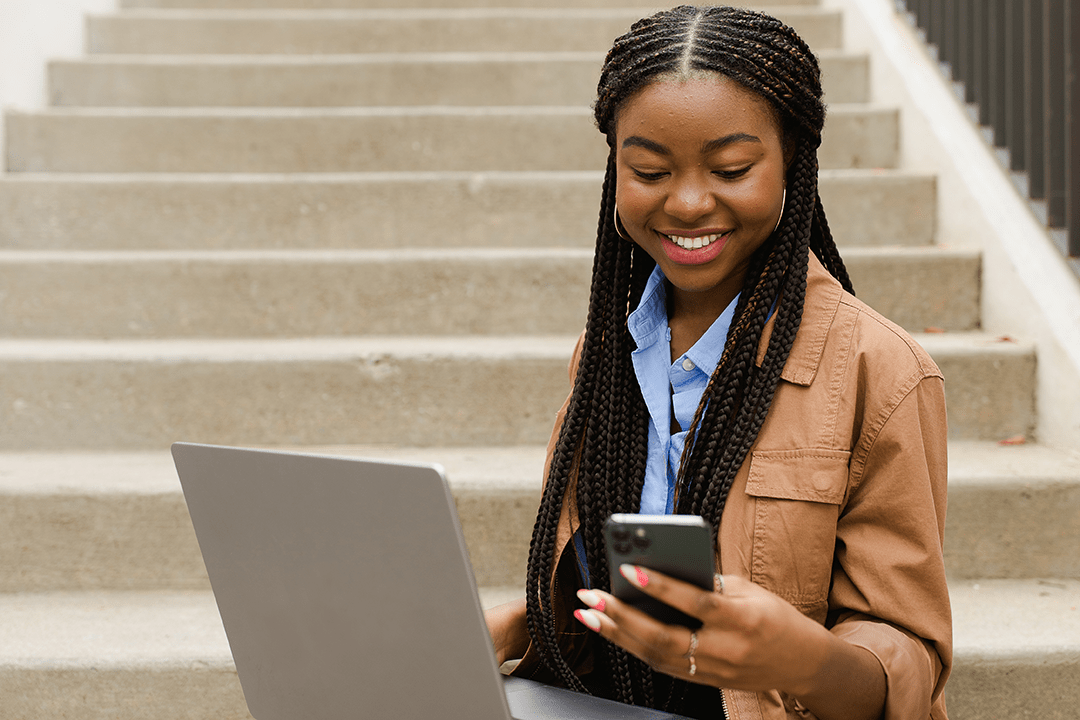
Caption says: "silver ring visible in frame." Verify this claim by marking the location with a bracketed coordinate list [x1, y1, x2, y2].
[715, 574, 725, 594]
[684, 630, 698, 676]
[682, 631, 698, 659]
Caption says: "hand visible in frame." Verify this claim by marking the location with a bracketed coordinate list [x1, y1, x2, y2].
[573, 566, 830, 695]
[573, 565, 886, 720]
[484, 597, 529, 666]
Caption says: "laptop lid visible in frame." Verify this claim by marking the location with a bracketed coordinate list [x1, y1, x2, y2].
[172, 442, 514, 720]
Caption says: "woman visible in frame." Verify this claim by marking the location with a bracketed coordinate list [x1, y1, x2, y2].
[486, 6, 951, 719]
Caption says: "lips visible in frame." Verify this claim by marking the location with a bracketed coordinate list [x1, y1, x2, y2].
[658, 230, 730, 266]
[662, 232, 724, 250]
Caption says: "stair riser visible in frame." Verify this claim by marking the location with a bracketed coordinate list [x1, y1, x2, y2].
[945, 481, 1080, 579]
[844, 250, 981, 332]
[0, 354, 572, 450]
[0, 250, 977, 338]
[0, 171, 933, 250]
[4, 107, 897, 173]
[945, 654, 1080, 720]
[0, 486, 534, 591]
[87, 10, 841, 55]
[0, 254, 593, 337]
[0, 494, 210, 591]
[0, 667, 252, 720]
[49, 53, 869, 107]
[930, 347, 1037, 440]
[0, 342, 1034, 450]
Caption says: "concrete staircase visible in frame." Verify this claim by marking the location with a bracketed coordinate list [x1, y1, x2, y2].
[0, 0, 1077, 718]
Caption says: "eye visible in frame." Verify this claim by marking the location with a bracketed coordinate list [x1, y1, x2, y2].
[714, 165, 752, 180]
[632, 168, 668, 181]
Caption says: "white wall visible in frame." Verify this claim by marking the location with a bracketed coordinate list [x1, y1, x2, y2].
[837, 0, 1080, 450]
[0, 0, 118, 165]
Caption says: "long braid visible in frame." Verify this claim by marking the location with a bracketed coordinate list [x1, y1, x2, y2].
[523, 6, 855, 713]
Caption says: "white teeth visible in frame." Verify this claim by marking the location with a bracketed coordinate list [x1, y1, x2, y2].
[665, 233, 721, 250]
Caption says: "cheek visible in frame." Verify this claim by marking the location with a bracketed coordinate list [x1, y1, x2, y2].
[614, 178, 656, 228]
[732, 175, 785, 228]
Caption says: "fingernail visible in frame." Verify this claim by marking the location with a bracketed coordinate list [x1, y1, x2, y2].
[574, 609, 602, 631]
[621, 564, 648, 588]
[577, 589, 606, 612]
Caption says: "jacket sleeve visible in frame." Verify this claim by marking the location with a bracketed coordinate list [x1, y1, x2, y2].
[828, 373, 952, 720]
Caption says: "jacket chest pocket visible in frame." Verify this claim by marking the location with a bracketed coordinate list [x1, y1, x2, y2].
[744, 449, 850, 617]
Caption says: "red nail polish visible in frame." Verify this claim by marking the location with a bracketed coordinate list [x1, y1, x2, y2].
[635, 566, 649, 588]
[595, 597, 606, 612]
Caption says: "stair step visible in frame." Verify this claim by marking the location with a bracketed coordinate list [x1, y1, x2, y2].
[0, 336, 577, 450]
[914, 332, 1036, 441]
[1, 580, 1074, 719]
[945, 441, 1080, 579]
[119, 0, 820, 8]
[0, 245, 977, 338]
[0, 446, 548, 591]
[4, 105, 898, 173]
[3, 441, 1076, 593]
[85, 8, 841, 55]
[48, 50, 869, 107]
[946, 579, 1080, 719]
[843, 246, 980, 332]
[0, 333, 1033, 450]
[0, 169, 934, 250]
[0, 249, 594, 338]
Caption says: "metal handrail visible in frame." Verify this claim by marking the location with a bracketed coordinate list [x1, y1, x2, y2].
[896, 0, 1080, 273]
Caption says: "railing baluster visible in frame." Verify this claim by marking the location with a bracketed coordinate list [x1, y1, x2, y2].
[941, 0, 957, 79]
[901, 0, 1078, 264]
[1026, 0, 1047, 200]
[1006, 0, 1026, 171]
[989, 0, 1008, 145]
[974, 2, 991, 125]
[955, 0, 974, 103]
[1047, 0, 1067, 228]
[1068, 0, 1080, 256]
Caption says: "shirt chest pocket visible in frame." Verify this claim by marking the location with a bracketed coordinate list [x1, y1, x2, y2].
[744, 449, 850, 618]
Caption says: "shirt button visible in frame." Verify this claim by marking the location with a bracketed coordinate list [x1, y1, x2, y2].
[681, 358, 696, 371]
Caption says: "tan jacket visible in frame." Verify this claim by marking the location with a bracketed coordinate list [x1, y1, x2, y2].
[516, 254, 952, 720]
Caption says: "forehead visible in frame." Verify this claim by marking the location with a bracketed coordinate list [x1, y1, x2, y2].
[615, 74, 781, 144]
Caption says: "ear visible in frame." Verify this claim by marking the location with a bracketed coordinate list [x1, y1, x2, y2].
[782, 132, 798, 171]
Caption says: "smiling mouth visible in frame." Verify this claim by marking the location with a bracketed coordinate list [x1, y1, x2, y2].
[662, 232, 727, 250]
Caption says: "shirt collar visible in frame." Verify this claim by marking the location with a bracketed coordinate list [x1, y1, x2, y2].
[628, 265, 668, 350]
[628, 265, 739, 374]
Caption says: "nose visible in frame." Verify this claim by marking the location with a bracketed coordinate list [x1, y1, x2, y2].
[664, 172, 716, 222]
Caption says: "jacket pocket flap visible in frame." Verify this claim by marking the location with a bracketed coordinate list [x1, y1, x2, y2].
[746, 449, 850, 504]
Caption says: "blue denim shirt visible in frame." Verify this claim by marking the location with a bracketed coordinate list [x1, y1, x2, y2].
[628, 265, 738, 514]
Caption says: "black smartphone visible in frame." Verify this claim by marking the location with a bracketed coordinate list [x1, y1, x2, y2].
[603, 514, 715, 628]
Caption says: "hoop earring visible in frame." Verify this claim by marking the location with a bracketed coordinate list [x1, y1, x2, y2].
[613, 206, 632, 241]
[773, 188, 786, 234]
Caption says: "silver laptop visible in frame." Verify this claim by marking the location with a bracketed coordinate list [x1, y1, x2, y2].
[172, 443, 691, 720]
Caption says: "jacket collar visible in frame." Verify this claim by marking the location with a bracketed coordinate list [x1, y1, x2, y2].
[755, 250, 843, 387]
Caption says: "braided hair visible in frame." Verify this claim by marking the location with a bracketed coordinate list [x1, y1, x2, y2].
[523, 6, 854, 714]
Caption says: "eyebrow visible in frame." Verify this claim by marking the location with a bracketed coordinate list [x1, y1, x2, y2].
[621, 133, 763, 155]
